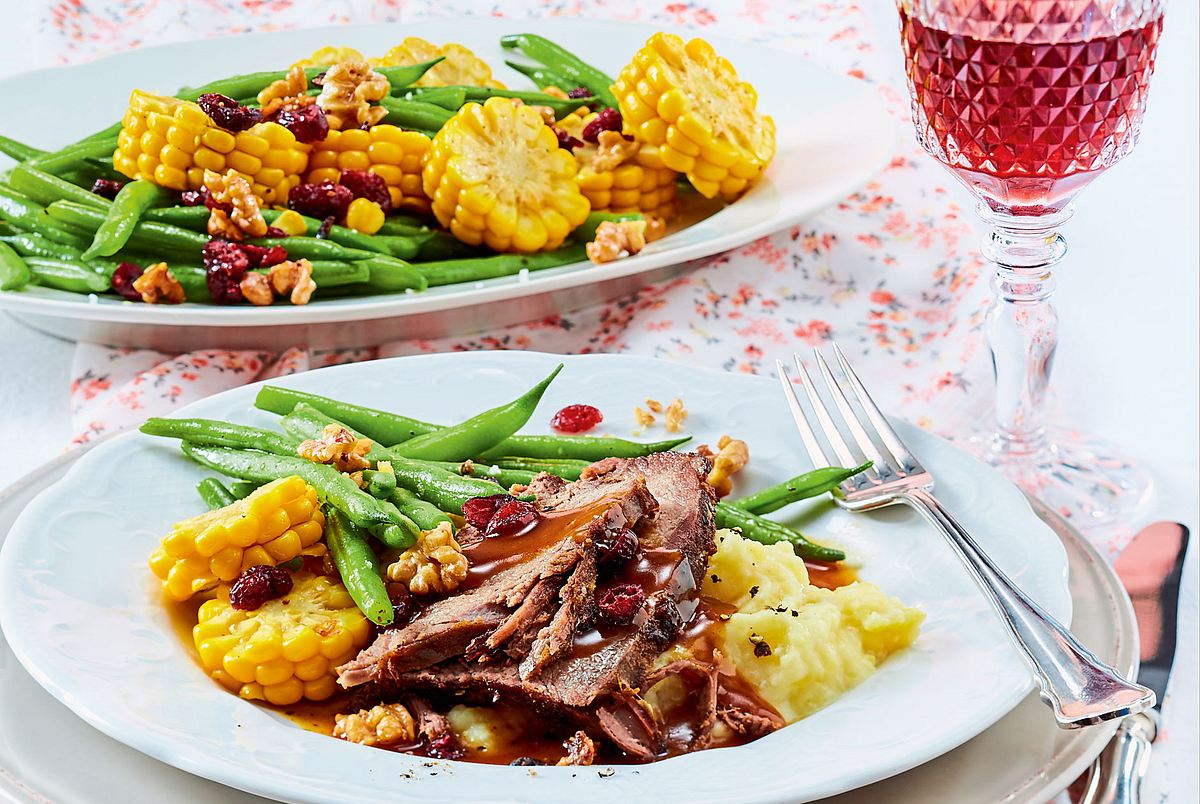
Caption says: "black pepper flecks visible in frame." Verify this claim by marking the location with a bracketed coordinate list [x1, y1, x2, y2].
[710, 574, 721, 583]
[749, 585, 760, 598]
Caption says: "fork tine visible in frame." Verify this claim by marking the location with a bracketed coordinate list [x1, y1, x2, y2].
[811, 350, 886, 480]
[791, 353, 861, 469]
[832, 342, 923, 473]
[775, 359, 832, 468]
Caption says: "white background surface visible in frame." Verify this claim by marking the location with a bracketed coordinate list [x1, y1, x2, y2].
[0, 1, 1195, 801]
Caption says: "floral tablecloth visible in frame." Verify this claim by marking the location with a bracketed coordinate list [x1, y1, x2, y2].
[19, 0, 1194, 801]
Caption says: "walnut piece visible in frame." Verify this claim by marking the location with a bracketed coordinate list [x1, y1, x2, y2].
[333, 703, 416, 747]
[257, 65, 312, 117]
[644, 215, 667, 242]
[586, 220, 648, 264]
[706, 435, 750, 497]
[556, 730, 597, 766]
[268, 258, 317, 305]
[316, 60, 390, 130]
[239, 271, 273, 306]
[132, 262, 185, 304]
[664, 397, 688, 433]
[633, 405, 656, 428]
[645, 398, 664, 414]
[203, 169, 268, 239]
[297, 424, 372, 472]
[592, 130, 639, 172]
[387, 522, 468, 596]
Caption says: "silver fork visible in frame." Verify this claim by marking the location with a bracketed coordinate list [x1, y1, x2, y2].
[776, 345, 1154, 728]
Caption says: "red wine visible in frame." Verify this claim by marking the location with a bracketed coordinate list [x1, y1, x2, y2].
[901, 9, 1162, 213]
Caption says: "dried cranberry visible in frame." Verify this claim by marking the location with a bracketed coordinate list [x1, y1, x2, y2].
[197, 93, 263, 132]
[202, 239, 250, 304]
[338, 169, 392, 213]
[390, 585, 415, 624]
[595, 527, 639, 568]
[229, 565, 294, 611]
[316, 215, 336, 239]
[273, 104, 329, 143]
[111, 261, 144, 301]
[426, 733, 464, 760]
[240, 242, 288, 268]
[598, 583, 645, 625]
[552, 126, 583, 152]
[567, 87, 592, 99]
[581, 107, 622, 143]
[180, 189, 205, 206]
[461, 493, 514, 530]
[485, 499, 539, 539]
[264, 226, 288, 239]
[550, 404, 603, 433]
[90, 178, 124, 200]
[288, 181, 353, 222]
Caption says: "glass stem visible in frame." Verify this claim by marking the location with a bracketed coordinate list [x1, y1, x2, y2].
[979, 204, 1073, 458]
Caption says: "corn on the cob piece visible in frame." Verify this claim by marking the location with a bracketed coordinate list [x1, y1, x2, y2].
[563, 113, 679, 220]
[291, 46, 367, 70]
[148, 476, 325, 602]
[423, 98, 590, 252]
[306, 125, 432, 213]
[193, 572, 371, 705]
[612, 33, 776, 201]
[373, 37, 505, 88]
[114, 90, 310, 205]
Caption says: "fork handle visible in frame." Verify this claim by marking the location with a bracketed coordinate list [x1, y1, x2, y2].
[900, 488, 1155, 728]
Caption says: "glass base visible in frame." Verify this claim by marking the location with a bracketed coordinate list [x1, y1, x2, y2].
[962, 427, 1152, 526]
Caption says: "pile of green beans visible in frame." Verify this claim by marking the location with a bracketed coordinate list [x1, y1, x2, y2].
[500, 34, 617, 108]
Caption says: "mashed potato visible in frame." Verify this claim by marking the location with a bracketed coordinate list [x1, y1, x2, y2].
[702, 530, 923, 723]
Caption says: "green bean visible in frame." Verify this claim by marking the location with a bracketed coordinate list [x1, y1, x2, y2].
[357, 254, 427, 292]
[180, 443, 390, 529]
[377, 213, 430, 233]
[392, 86, 468, 109]
[24, 256, 109, 293]
[197, 477, 237, 509]
[0, 134, 46, 162]
[83, 181, 171, 259]
[244, 236, 371, 261]
[378, 97, 455, 131]
[499, 34, 617, 108]
[372, 500, 421, 550]
[305, 260, 372, 288]
[1, 232, 89, 261]
[504, 60, 573, 92]
[416, 244, 586, 287]
[229, 480, 260, 499]
[8, 165, 108, 209]
[27, 138, 119, 176]
[576, 211, 642, 242]
[260, 209, 393, 255]
[368, 234, 429, 261]
[361, 468, 397, 499]
[386, 457, 506, 515]
[393, 364, 563, 460]
[142, 206, 210, 229]
[476, 456, 589, 481]
[713, 502, 845, 563]
[413, 230, 481, 261]
[170, 265, 210, 302]
[254, 383, 692, 459]
[0, 241, 31, 290]
[730, 463, 872, 516]
[47, 201, 207, 258]
[461, 462, 538, 489]
[389, 487, 452, 531]
[325, 508, 394, 626]
[140, 417, 298, 455]
[29, 211, 97, 249]
[177, 61, 442, 102]
[404, 86, 593, 119]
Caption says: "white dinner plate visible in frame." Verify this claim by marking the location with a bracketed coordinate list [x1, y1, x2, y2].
[0, 351, 1071, 803]
[0, 19, 896, 351]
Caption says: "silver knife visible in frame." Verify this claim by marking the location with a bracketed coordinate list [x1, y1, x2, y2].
[1078, 522, 1190, 804]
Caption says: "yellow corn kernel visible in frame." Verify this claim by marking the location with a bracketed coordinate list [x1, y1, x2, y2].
[273, 210, 308, 237]
[373, 37, 505, 88]
[423, 98, 589, 252]
[291, 45, 366, 70]
[612, 32, 774, 200]
[148, 476, 325, 601]
[345, 198, 386, 234]
[201, 128, 237, 154]
[305, 124, 431, 212]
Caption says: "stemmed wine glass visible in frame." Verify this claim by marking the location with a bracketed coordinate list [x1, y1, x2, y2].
[897, 0, 1165, 522]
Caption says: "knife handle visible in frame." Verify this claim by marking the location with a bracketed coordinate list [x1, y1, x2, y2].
[901, 488, 1155, 727]
[1080, 712, 1156, 804]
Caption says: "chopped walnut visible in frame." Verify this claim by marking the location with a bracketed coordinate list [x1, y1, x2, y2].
[645, 398, 664, 414]
[592, 130, 639, 171]
[204, 169, 268, 239]
[586, 220, 648, 264]
[706, 435, 750, 497]
[556, 730, 597, 766]
[239, 271, 273, 306]
[348, 470, 367, 489]
[268, 258, 317, 305]
[297, 424, 372, 472]
[644, 215, 667, 242]
[633, 406, 656, 428]
[316, 60, 390, 130]
[333, 703, 416, 747]
[387, 522, 468, 596]
[664, 397, 688, 433]
[132, 262, 185, 304]
[257, 65, 313, 117]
